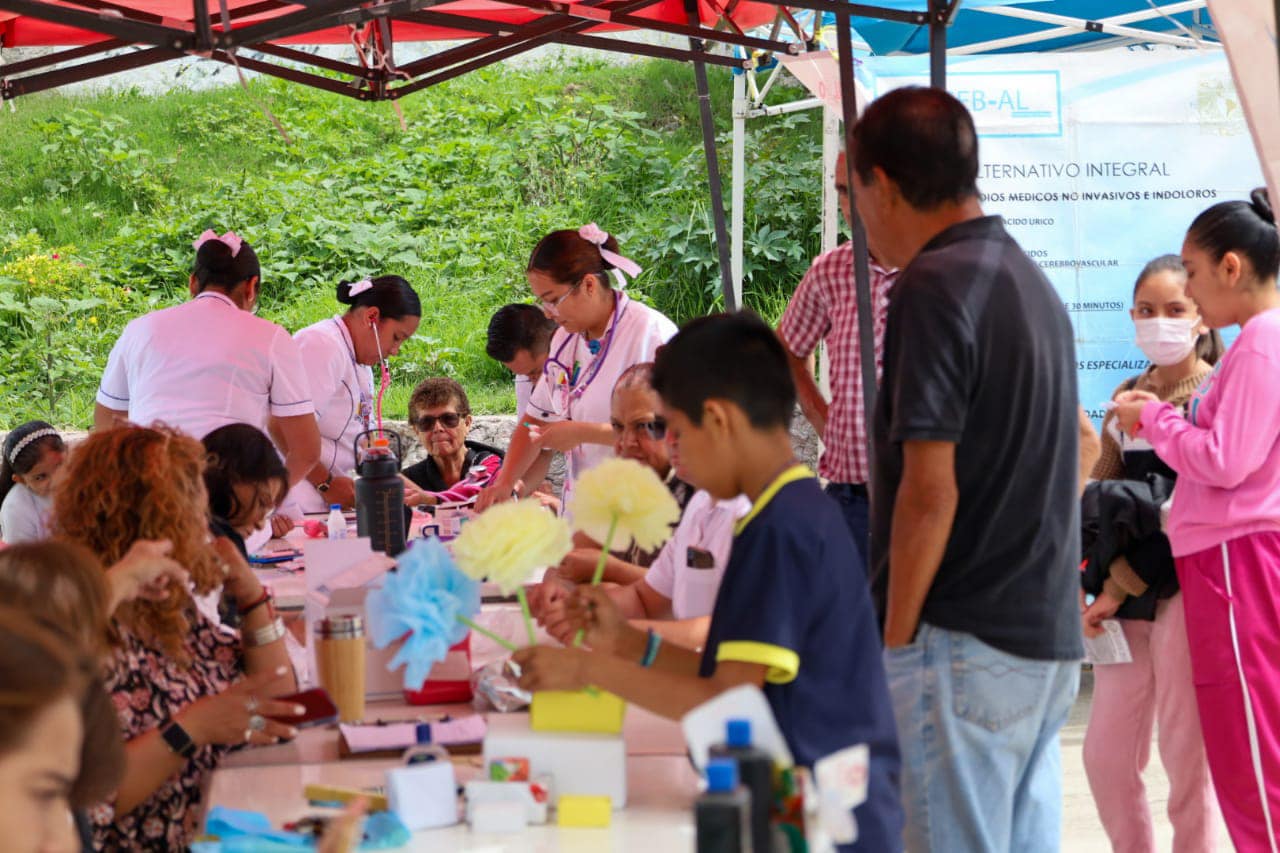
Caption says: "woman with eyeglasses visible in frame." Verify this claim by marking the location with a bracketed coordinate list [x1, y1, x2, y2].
[476, 224, 677, 513]
[401, 378, 505, 507]
[282, 275, 421, 518]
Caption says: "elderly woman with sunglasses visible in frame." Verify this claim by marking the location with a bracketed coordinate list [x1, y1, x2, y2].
[401, 378, 504, 507]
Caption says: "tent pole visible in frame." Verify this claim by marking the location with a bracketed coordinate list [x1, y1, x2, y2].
[835, 9, 877, 458]
[686, 0, 737, 311]
[928, 0, 947, 89]
[730, 70, 747, 310]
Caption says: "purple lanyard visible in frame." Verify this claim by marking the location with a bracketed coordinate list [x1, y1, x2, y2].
[543, 293, 630, 408]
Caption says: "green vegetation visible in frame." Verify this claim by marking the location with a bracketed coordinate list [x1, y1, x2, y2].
[0, 58, 827, 428]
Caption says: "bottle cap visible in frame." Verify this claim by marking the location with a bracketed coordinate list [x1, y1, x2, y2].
[726, 718, 752, 748]
[315, 614, 364, 639]
[329, 504, 342, 511]
[705, 758, 739, 793]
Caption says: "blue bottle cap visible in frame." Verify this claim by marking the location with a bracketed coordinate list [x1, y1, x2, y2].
[706, 757, 739, 793]
[416, 722, 432, 744]
[726, 718, 752, 748]
[329, 504, 342, 511]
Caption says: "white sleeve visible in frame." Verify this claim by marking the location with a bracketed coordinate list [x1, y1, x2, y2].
[294, 329, 345, 468]
[526, 333, 568, 423]
[268, 326, 316, 418]
[643, 538, 677, 600]
[0, 490, 42, 544]
[96, 324, 134, 410]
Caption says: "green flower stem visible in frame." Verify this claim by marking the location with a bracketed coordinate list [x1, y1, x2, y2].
[576, 513, 620, 648]
[457, 615, 517, 652]
[515, 587, 538, 647]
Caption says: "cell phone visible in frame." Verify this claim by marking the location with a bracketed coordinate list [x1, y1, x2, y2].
[269, 687, 339, 728]
[249, 549, 302, 565]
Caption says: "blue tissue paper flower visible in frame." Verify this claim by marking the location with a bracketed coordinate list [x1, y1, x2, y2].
[366, 537, 480, 689]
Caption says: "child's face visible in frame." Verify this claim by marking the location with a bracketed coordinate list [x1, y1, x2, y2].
[230, 478, 283, 536]
[661, 404, 737, 501]
[15, 447, 64, 499]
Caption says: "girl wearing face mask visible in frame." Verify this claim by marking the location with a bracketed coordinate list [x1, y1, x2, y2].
[1113, 190, 1280, 851]
[1080, 254, 1223, 853]
[282, 276, 421, 517]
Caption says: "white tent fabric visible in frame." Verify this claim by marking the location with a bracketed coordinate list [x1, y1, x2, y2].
[1208, 0, 1280, 204]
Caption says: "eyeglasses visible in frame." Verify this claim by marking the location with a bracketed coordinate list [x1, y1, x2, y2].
[538, 281, 580, 314]
[414, 413, 464, 431]
[613, 418, 667, 440]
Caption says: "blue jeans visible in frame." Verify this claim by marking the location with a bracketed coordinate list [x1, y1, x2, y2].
[883, 624, 1080, 853]
[824, 482, 870, 574]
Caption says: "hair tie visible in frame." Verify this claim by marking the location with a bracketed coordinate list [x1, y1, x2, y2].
[347, 278, 374, 298]
[577, 222, 643, 284]
[8, 428, 58, 466]
[192, 229, 244, 258]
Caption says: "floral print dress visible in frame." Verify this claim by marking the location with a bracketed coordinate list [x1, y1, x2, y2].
[90, 609, 243, 851]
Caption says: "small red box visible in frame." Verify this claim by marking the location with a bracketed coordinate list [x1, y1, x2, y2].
[404, 634, 473, 705]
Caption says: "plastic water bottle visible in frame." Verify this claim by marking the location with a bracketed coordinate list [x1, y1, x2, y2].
[696, 758, 753, 853]
[354, 434, 406, 556]
[710, 719, 774, 853]
[326, 504, 347, 540]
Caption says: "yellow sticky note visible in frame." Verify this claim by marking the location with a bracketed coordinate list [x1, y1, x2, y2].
[557, 795, 612, 827]
[530, 690, 625, 734]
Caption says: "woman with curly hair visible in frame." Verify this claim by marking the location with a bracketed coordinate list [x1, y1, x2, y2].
[53, 424, 302, 850]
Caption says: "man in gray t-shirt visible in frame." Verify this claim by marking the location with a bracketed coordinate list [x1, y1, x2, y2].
[853, 86, 1082, 853]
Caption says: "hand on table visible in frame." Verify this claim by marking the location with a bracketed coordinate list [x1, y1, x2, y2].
[475, 479, 520, 512]
[402, 478, 436, 508]
[1112, 390, 1159, 437]
[106, 539, 189, 609]
[178, 666, 303, 747]
[270, 515, 295, 539]
[324, 476, 357, 510]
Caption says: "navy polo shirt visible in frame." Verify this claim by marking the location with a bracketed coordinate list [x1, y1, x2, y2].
[700, 466, 904, 852]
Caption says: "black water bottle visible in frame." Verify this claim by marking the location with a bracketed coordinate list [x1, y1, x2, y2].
[710, 719, 775, 853]
[354, 431, 406, 556]
[696, 757, 753, 853]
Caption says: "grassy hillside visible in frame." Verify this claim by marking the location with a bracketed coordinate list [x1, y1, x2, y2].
[0, 57, 827, 427]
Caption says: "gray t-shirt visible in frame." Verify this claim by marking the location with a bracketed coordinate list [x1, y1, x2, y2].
[870, 215, 1083, 661]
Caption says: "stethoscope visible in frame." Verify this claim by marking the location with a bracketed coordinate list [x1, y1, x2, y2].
[332, 317, 377, 432]
[542, 291, 631, 410]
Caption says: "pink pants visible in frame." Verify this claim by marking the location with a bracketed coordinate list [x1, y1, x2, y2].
[1178, 532, 1280, 853]
[1084, 593, 1217, 853]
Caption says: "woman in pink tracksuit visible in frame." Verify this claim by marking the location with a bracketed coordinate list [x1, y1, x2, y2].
[1115, 188, 1280, 852]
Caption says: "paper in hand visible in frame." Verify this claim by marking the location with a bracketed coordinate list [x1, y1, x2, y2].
[1084, 619, 1132, 665]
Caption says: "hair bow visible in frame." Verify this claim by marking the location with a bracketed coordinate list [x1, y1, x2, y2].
[347, 278, 374, 297]
[577, 222, 643, 283]
[192, 229, 244, 258]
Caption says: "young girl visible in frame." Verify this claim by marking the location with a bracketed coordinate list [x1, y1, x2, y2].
[1115, 189, 1280, 851]
[0, 421, 66, 544]
[1082, 255, 1222, 852]
[203, 423, 291, 557]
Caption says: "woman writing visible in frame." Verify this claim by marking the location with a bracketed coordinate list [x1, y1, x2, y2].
[1114, 189, 1280, 851]
[284, 275, 421, 516]
[53, 425, 302, 850]
[478, 224, 676, 510]
[94, 230, 320, 485]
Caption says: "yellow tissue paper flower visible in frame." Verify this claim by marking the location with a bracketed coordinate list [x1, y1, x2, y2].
[568, 457, 681, 553]
[452, 499, 573, 594]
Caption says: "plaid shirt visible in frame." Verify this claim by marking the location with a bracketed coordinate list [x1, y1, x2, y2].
[778, 242, 897, 485]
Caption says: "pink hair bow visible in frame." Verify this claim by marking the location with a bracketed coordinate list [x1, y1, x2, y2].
[192, 229, 244, 257]
[578, 222, 642, 282]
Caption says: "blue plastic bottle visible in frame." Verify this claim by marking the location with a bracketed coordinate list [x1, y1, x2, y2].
[710, 719, 774, 853]
[696, 757, 753, 853]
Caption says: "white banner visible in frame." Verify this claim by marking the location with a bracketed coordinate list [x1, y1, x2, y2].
[859, 50, 1262, 421]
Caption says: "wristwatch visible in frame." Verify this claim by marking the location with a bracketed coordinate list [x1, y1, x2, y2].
[316, 472, 333, 494]
[161, 720, 198, 759]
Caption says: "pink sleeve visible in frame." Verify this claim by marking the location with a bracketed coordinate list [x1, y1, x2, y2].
[431, 454, 502, 504]
[1142, 350, 1280, 489]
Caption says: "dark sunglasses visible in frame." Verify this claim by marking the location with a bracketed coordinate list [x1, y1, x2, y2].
[643, 419, 667, 440]
[415, 413, 464, 431]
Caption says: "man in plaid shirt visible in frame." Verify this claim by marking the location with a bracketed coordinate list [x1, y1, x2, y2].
[777, 151, 897, 571]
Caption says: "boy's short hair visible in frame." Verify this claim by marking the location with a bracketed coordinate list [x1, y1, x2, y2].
[653, 311, 795, 429]
[486, 303, 556, 363]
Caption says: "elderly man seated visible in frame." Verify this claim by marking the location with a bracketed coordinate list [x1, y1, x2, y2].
[531, 363, 749, 649]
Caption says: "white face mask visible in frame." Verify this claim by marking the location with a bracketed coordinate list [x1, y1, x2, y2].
[1134, 317, 1199, 366]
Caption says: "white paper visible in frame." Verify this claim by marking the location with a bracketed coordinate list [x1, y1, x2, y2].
[1084, 619, 1133, 665]
[681, 684, 794, 770]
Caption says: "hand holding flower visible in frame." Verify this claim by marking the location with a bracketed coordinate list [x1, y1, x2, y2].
[512, 645, 593, 693]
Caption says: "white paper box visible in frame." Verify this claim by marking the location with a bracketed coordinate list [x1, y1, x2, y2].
[482, 713, 627, 807]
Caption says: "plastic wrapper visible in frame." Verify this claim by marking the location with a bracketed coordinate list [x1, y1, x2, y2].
[471, 659, 531, 713]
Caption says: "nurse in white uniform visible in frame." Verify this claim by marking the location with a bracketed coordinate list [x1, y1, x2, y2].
[479, 224, 677, 511]
[94, 231, 321, 486]
[284, 275, 421, 516]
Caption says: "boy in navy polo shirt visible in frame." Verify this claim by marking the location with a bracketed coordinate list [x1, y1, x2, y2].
[514, 311, 903, 851]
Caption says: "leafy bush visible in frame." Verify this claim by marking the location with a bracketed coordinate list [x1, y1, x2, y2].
[0, 59, 827, 429]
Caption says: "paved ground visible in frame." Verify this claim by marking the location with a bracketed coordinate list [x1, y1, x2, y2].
[1060, 669, 1230, 851]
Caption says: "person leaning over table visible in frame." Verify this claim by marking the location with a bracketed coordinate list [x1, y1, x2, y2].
[92, 230, 320, 487]
[282, 275, 421, 518]
[52, 425, 303, 851]
[401, 377, 504, 507]
[476, 224, 677, 513]
[486, 302, 557, 417]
